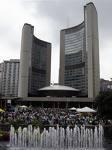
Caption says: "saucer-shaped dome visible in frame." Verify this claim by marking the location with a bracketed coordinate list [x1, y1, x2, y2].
[39, 84, 79, 92]
[38, 84, 80, 97]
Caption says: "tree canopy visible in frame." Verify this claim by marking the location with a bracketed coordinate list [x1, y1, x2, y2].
[95, 91, 112, 119]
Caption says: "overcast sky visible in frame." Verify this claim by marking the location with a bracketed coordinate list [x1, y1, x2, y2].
[0, 0, 112, 83]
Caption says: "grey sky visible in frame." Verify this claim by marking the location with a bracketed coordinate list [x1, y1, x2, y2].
[0, 0, 112, 82]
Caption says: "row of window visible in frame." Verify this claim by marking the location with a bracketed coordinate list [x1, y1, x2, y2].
[65, 36, 84, 44]
[65, 45, 83, 52]
[65, 28, 84, 38]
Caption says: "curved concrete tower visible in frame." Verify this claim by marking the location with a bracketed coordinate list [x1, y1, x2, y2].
[59, 2, 100, 98]
[85, 3, 100, 98]
[18, 24, 33, 98]
[18, 24, 51, 97]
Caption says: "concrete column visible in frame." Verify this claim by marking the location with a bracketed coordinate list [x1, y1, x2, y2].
[59, 30, 65, 85]
[46, 43, 51, 86]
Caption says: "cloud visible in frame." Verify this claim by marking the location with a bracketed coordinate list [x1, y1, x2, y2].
[0, 0, 37, 61]
[31, 0, 112, 81]
[0, 0, 112, 82]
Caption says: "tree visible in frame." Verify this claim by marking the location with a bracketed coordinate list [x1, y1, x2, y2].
[95, 91, 112, 119]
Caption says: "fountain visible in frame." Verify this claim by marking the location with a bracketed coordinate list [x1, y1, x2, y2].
[9, 124, 104, 150]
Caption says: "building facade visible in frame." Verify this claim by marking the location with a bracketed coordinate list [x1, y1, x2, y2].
[100, 79, 112, 92]
[59, 2, 100, 98]
[18, 23, 51, 97]
[0, 59, 20, 97]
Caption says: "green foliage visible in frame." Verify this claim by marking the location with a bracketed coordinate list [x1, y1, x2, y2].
[31, 118, 43, 129]
[0, 130, 9, 141]
[95, 91, 112, 119]
[8, 118, 43, 130]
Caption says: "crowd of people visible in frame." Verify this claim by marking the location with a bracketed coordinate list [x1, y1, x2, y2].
[0, 106, 102, 127]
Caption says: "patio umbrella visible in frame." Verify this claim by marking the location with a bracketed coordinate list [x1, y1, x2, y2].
[0, 108, 5, 112]
[19, 105, 27, 108]
[76, 107, 96, 113]
[76, 108, 82, 112]
[69, 107, 76, 110]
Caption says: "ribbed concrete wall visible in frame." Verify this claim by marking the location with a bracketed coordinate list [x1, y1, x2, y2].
[59, 30, 65, 85]
[46, 43, 51, 86]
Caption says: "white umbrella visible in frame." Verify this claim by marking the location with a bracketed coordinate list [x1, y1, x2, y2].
[0, 108, 5, 112]
[76, 108, 82, 112]
[69, 107, 76, 110]
[76, 107, 96, 113]
[19, 105, 27, 108]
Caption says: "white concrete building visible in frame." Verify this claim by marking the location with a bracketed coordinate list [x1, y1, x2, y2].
[1, 59, 20, 97]
[18, 23, 51, 97]
[59, 2, 100, 98]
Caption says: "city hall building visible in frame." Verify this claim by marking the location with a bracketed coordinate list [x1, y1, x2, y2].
[18, 23, 51, 97]
[17, 84, 94, 108]
[0, 3, 99, 109]
[59, 2, 100, 98]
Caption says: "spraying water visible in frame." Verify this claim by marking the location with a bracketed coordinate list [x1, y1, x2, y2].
[10, 124, 103, 149]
